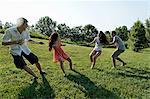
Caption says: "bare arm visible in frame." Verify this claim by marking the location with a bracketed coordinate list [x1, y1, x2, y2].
[109, 36, 116, 45]
[2, 40, 17, 45]
[109, 41, 115, 45]
[28, 39, 44, 44]
[88, 37, 96, 45]
[2, 39, 24, 46]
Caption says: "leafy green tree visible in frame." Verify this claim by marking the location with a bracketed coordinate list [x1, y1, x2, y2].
[105, 31, 111, 42]
[4, 22, 14, 29]
[130, 20, 148, 52]
[0, 20, 2, 29]
[57, 23, 70, 39]
[121, 26, 129, 41]
[57, 24, 85, 42]
[35, 16, 57, 36]
[83, 24, 98, 42]
[145, 18, 150, 42]
[69, 26, 85, 42]
[28, 25, 36, 32]
[115, 26, 129, 41]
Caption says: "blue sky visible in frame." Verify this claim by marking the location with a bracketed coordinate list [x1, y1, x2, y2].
[0, 0, 149, 31]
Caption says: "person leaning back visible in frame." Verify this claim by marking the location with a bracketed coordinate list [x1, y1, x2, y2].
[2, 17, 46, 81]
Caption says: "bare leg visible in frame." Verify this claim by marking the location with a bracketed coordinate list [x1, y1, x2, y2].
[59, 61, 66, 76]
[35, 62, 46, 74]
[66, 58, 73, 70]
[91, 51, 101, 69]
[90, 54, 93, 63]
[35, 62, 42, 71]
[89, 50, 97, 67]
[23, 65, 37, 78]
[89, 50, 96, 63]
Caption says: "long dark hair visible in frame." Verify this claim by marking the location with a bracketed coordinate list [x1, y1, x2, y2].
[49, 32, 59, 49]
[99, 31, 109, 44]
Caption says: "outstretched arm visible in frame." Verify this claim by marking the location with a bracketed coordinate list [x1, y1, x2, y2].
[109, 41, 114, 45]
[88, 37, 96, 45]
[109, 36, 116, 45]
[28, 39, 44, 44]
[2, 39, 24, 45]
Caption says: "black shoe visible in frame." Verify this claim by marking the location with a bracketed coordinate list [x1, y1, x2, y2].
[122, 62, 127, 66]
[40, 70, 46, 75]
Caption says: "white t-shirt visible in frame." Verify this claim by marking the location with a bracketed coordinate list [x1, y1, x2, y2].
[2, 26, 31, 56]
[94, 37, 102, 51]
[112, 35, 125, 50]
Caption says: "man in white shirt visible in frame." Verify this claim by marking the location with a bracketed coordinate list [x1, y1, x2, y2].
[2, 17, 46, 81]
[110, 31, 127, 68]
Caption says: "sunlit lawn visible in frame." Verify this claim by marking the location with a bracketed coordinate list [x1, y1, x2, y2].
[0, 34, 150, 98]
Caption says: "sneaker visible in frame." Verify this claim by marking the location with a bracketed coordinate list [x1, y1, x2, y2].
[40, 70, 46, 75]
[30, 77, 38, 84]
[91, 65, 94, 69]
[63, 73, 67, 77]
[111, 66, 116, 69]
[33, 77, 38, 80]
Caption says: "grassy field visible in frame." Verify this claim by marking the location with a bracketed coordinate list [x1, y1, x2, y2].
[0, 34, 150, 98]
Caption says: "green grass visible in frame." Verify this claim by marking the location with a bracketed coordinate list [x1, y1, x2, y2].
[0, 34, 150, 98]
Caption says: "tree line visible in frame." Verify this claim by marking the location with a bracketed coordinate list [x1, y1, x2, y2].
[0, 16, 150, 52]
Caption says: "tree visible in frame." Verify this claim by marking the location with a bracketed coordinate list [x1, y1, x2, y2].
[83, 24, 98, 42]
[0, 20, 2, 29]
[35, 16, 57, 37]
[28, 25, 36, 32]
[105, 31, 111, 42]
[69, 26, 85, 42]
[57, 23, 70, 39]
[121, 26, 129, 41]
[130, 20, 148, 52]
[145, 18, 150, 42]
[4, 22, 14, 29]
[115, 26, 129, 41]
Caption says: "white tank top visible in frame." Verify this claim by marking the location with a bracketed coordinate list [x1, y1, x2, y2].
[94, 37, 102, 51]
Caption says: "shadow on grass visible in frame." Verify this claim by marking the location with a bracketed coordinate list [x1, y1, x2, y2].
[139, 49, 150, 54]
[18, 75, 55, 98]
[118, 67, 150, 79]
[66, 70, 120, 99]
[107, 66, 150, 80]
[93, 68, 104, 72]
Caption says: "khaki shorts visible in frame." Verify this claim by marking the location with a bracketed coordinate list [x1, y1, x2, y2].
[112, 49, 125, 59]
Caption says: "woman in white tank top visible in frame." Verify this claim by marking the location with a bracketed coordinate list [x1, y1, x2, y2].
[94, 37, 102, 51]
[89, 31, 108, 69]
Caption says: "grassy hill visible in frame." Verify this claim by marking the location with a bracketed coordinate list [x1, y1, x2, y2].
[0, 34, 150, 98]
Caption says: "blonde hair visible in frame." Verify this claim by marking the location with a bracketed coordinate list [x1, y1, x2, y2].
[16, 17, 28, 27]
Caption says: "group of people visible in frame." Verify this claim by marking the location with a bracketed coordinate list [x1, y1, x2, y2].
[89, 30, 126, 69]
[1, 17, 126, 81]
